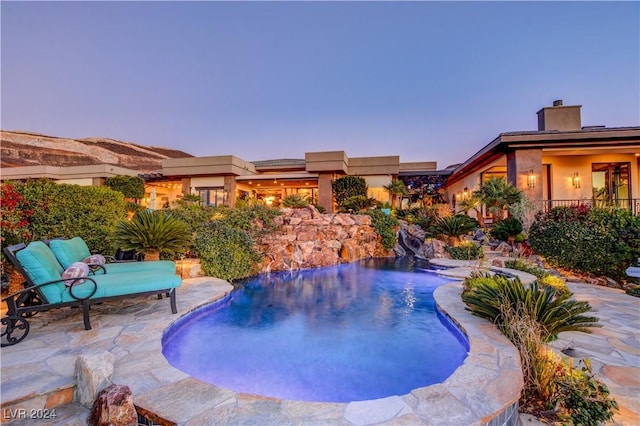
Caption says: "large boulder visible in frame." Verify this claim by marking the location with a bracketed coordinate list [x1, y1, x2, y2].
[75, 350, 115, 408]
[87, 384, 137, 426]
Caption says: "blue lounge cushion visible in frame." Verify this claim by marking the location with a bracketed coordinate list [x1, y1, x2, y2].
[49, 237, 91, 269]
[16, 241, 66, 303]
[60, 270, 182, 303]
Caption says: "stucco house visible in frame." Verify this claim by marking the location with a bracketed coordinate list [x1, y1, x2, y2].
[2, 100, 638, 216]
[444, 100, 640, 216]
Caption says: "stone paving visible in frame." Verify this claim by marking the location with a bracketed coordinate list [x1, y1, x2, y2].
[1, 263, 638, 425]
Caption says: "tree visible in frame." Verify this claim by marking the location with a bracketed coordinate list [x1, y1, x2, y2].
[477, 176, 523, 221]
[105, 175, 145, 199]
[331, 176, 368, 207]
[383, 179, 408, 209]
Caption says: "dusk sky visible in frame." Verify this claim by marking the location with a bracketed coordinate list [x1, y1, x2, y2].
[2, 1, 639, 168]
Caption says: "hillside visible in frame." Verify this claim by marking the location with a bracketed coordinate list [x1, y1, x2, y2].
[1, 130, 193, 172]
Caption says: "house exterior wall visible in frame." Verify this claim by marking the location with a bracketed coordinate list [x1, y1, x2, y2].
[542, 153, 639, 200]
[364, 175, 393, 204]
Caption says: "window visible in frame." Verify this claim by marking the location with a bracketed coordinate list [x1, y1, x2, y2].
[592, 162, 631, 206]
[197, 187, 227, 207]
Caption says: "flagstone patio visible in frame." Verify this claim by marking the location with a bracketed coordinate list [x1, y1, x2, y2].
[1, 265, 638, 425]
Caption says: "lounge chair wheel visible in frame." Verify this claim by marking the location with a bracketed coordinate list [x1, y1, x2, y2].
[1, 315, 30, 347]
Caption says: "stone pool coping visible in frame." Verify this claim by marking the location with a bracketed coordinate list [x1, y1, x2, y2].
[1, 275, 523, 425]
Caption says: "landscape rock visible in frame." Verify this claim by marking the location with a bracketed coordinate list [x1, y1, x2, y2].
[87, 384, 137, 426]
[75, 350, 115, 408]
[258, 208, 384, 272]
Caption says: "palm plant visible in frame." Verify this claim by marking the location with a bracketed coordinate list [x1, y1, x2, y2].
[457, 192, 485, 228]
[111, 210, 192, 261]
[429, 214, 478, 246]
[383, 179, 408, 210]
[491, 217, 524, 244]
[461, 275, 599, 341]
[477, 176, 523, 221]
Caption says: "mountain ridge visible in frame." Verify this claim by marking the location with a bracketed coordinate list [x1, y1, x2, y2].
[1, 130, 193, 172]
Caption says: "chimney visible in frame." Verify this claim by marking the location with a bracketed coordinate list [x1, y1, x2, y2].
[537, 100, 582, 131]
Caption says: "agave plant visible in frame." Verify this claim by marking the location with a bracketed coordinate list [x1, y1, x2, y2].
[111, 210, 192, 261]
[461, 275, 599, 341]
[429, 214, 478, 246]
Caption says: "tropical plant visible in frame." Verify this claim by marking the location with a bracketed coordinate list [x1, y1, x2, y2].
[111, 210, 192, 260]
[461, 275, 599, 341]
[282, 194, 309, 208]
[491, 217, 524, 243]
[429, 214, 478, 246]
[626, 285, 640, 297]
[477, 176, 523, 220]
[332, 176, 368, 207]
[383, 179, 408, 209]
[457, 192, 485, 228]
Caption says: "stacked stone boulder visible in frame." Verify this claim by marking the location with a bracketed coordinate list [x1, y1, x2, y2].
[258, 206, 387, 272]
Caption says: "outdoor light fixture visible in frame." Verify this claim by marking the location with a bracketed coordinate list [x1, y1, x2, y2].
[572, 172, 581, 189]
[463, 187, 468, 199]
[527, 170, 536, 189]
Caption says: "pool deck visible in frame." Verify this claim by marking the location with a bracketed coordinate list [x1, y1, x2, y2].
[1, 263, 639, 425]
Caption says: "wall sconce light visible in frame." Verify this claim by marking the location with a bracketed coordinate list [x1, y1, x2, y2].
[527, 170, 536, 189]
[572, 172, 581, 189]
[463, 187, 468, 199]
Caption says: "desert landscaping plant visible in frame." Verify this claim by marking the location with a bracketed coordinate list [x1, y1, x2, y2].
[477, 176, 523, 221]
[363, 209, 399, 251]
[112, 210, 192, 260]
[429, 214, 478, 246]
[332, 176, 368, 208]
[491, 217, 523, 243]
[461, 274, 615, 423]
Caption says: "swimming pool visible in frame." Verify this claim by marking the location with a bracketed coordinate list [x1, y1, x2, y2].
[162, 258, 469, 403]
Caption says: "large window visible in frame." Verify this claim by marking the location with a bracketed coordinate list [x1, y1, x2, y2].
[592, 162, 631, 206]
[197, 187, 227, 207]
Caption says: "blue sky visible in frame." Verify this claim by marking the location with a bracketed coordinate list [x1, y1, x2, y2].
[2, 1, 639, 168]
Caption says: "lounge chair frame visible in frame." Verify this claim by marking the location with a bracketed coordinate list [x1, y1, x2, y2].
[1, 242, 177, 347]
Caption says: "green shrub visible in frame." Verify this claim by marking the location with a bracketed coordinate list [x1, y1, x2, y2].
[194, 220, 262, 282]
[340, 195, 375, 212]
[556, 359, 618, 425]
[104, 175, 145, 199]
[8, 179, 126, 254]
[461, 275, 598, 342]
[212, 204, 281, 238]
[282, 194, 308, 208]
[529, 206, 640, 280]
[626, 285, 640, 297]
[491, 217, 523, 242]
[332, 176, 368, 206]
[445, 242, 484, 260]
[504, 259, 548, 278]
[363, 209, 399, 251]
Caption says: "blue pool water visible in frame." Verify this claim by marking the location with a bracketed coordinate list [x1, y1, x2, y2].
[162, 258, 469, 402]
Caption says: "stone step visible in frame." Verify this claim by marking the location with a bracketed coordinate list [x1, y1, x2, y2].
[1, 385, 75, 424]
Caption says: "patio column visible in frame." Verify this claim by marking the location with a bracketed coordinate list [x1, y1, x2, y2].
[317, 173, 334, 213]
[506, 149, 543, 205]
[224, 176, 237, 207]
[181, 178, 191, 195]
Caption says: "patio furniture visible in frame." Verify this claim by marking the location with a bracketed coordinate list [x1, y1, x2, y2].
[48, 237, 176, 275]
[1, 241, 182, 347]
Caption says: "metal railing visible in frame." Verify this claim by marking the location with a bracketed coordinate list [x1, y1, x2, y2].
[542, 199, 640, 216]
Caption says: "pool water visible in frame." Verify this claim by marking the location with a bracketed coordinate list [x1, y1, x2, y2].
[162, 258, 469, 402]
